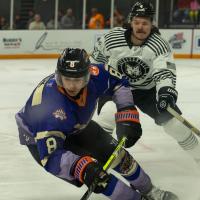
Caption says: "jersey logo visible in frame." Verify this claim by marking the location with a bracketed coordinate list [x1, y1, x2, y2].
[65, 60, 79, 68]
[89, 65, 99, 76]
[53, 109, 67, 120]
[117, 57, 149, 84]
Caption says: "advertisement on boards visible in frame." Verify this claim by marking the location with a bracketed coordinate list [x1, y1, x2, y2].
[160, 29, 191, 54]
[0, 30, 108, 55]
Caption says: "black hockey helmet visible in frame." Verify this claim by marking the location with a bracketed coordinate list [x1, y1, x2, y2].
[128, 1, 155, 22]
[57, 48, 90, 78]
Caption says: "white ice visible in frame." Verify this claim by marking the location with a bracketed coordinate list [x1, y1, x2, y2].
[0, 59, 200, 200]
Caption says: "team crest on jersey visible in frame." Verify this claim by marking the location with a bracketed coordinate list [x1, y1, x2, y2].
[89, 65, 99, 76]
[117, 57, 149, 83]
[53, 109, 67, 120]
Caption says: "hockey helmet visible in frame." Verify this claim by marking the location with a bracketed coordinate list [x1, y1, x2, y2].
[57, 48, 90, 78]
[128, 1, 155, 22]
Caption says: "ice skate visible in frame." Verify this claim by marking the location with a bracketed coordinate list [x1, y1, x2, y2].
[142, 185, 179, 200]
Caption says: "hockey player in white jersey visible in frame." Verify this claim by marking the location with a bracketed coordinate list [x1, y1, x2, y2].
[91, 0, 200, 166]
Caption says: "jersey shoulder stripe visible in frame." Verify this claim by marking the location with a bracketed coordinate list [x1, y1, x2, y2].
[153, 70, 176, 86]
[104, 28, 127, 50]
[145, 33, 171, 56]
[92, 52, 108, 63]
[104, 27, 125, 39]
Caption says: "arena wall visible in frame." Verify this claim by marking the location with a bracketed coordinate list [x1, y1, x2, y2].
[0, 29, 200, 59]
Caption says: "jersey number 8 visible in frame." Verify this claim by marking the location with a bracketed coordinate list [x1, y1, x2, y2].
[46, 137, 57, 154]
[107, 65, 122, 79]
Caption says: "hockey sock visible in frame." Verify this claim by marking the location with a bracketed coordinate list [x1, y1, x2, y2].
[163, 117, 200, 162]
[102, 174, 141, 200]
[112, 151, 152, 194]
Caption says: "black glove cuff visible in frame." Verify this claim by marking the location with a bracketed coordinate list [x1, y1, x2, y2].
[158, 86, 178, 101]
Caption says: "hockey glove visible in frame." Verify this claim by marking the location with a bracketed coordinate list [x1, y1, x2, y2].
[156, 86, 178, 113]
[73, 156, 110, 193]
[115, 106, 142, 148]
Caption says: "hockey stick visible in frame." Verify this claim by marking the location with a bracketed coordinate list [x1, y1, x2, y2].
[167, 106, 200, 137]
[80, 136, 127, 200]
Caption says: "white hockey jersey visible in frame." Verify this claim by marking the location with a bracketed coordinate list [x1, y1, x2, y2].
[90, 27, 176, 92]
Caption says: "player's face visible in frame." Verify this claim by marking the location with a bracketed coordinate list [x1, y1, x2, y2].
[131, 16, 152, 42]
[61, 76, 86, 97]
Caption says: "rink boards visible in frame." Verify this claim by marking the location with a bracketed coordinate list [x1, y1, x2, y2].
[0, 29, 200, 59]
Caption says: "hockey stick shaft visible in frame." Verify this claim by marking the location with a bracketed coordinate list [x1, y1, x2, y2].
[167, 106, 200, 136]
[80, 136, 127, 200]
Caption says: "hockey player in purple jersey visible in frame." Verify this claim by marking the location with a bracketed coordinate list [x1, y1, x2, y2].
[15, 48, 178, 200]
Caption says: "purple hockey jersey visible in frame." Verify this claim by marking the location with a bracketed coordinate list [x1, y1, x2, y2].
[15, 63, 134, 182]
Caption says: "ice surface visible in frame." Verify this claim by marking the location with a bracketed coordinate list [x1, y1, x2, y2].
[0, 59, 200, 200]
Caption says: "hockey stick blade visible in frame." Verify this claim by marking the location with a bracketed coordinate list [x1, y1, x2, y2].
[80, 136, 127, 200]
[167, 106, 200, 137]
